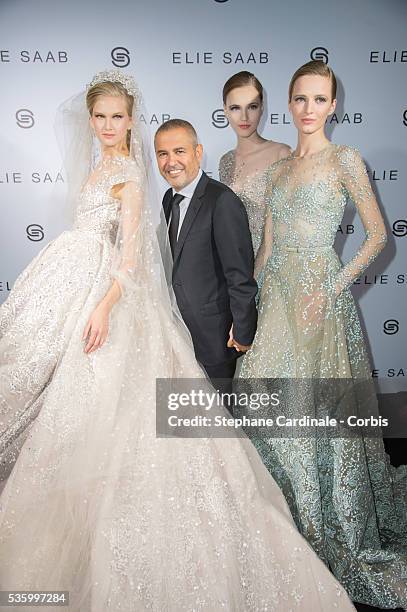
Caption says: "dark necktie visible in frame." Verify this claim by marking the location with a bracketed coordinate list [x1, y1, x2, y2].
[169, 193, 185, 257]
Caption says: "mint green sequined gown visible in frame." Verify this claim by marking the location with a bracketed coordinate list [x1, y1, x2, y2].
[239, 144, 407, 609]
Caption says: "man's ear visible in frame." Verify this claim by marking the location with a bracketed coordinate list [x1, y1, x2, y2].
[196, 143, 204, 162]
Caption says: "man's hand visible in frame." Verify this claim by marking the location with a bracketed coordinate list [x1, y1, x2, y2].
[227, 325, 252, 353]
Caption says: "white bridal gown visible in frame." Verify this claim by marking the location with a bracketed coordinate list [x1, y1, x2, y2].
[0, 155, 355, 611]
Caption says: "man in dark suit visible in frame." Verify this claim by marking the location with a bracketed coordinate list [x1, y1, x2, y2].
[154, 119, 257, 394]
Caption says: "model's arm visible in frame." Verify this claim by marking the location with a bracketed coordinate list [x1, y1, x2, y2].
[329, 147, 387, 298]
[213, 190, 258, 347]
[218, 152, 232, 186]
[254, 170, 274, 279]
[254, 207, 273, 280]
[83, 178, 144, 353]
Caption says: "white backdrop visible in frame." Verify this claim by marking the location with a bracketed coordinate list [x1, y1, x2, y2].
[0, 0, 406, 391]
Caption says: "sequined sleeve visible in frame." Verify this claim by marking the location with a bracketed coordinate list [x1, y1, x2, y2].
[218, 151, 233, 186]
[254, 209, 273, 279]
[111, 160, 145, 296]
[253, 169, 273, 279]
[331, 146, 387, 297]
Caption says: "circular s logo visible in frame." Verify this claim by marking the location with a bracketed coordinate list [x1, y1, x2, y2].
[383, 319, 399, 335]
[26, 224, 44, 242]
[392, 219, 407, 237]
[16, 109, 34, 129]
[212, 109, 229, 128]
[111, 47, 130, 68]
[310, 47, 329, 63]
[403, 109, 407, 126]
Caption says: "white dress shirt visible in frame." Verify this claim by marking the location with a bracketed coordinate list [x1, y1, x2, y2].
[171, 169, 203, 239]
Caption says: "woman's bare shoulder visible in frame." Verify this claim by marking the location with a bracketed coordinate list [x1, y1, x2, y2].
[264, 140, 292, 163]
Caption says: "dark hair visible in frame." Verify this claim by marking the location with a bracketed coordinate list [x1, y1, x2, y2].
[288, 60, 337, 101]
[222, 71, 263, 105]
[155, 118, 198, 145]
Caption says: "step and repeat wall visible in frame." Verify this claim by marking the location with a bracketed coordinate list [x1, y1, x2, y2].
[1, 0, 406, 391]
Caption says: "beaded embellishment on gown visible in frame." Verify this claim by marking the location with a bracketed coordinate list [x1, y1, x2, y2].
[0, 155, 357, 610]
[219, 149, 271, 257]
[239, 143, 407, 609]
[0, 155, 127, 479]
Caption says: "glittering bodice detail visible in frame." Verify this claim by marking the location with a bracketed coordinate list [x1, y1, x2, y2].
[219, 150, 270, 256]
[74, 186, 120, 236]
[73, 155, 137, 237]
[254, 143, 387, 299]
[269, 144, 347, 250]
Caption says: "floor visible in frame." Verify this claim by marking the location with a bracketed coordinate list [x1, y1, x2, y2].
[354, 392, 406, 611]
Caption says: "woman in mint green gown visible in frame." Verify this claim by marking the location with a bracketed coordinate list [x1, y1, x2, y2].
[239, 60, 407, 609]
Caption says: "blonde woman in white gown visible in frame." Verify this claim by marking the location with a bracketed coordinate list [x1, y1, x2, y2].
[0, 70, 356, 611]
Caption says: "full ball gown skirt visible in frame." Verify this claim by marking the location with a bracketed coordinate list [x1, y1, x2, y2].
[239, 144, 407, 609]
[0, 155, 356, 611]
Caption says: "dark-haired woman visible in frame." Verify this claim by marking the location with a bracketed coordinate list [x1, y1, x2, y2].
[219, 71, 290, 263]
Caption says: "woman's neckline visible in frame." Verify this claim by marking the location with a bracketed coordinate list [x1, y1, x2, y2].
[232, 158, 271, 188]
[231, 147, 277, 182]
[101, 153, 130, 162]
[290, 142, 334, 160]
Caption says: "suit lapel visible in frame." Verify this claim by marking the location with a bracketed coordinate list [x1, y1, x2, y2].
[173, 172, 209, 265]
[163, 188, 173, 224]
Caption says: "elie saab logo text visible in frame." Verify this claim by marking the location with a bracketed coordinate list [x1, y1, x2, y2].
[353, 274, 406, 286]
[367, 169, 399, 181]
[268, 112, 362, 125]
[0, 171, 64, 184]
[172, 51, 270, 65]
[0, 50, 68, 63]
[369, 50, 407, 63]
[372, 368, 405, 378]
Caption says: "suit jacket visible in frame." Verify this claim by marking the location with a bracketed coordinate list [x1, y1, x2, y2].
[163, 171, 258, 367]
